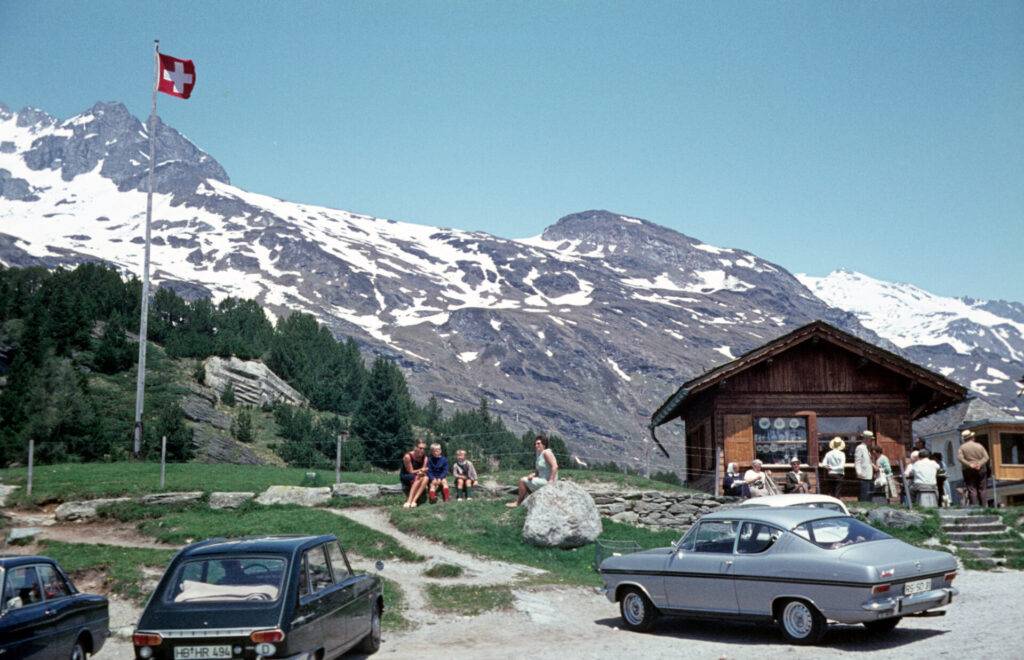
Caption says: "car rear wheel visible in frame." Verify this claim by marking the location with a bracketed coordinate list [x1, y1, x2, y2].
[777, 599, 827, 644]
[619, 587, 658, 632]
[357, 602, 382, 654]
[863, 616, 902, 635]
[70, 642, 86, 660]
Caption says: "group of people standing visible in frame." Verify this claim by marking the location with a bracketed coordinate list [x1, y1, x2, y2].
[398, 434, 559, 508]
[723, 427, 992, 508]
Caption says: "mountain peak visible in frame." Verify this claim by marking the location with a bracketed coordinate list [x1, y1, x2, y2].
[15, 106, 56, 129]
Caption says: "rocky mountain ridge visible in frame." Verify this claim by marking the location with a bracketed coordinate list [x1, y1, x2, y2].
[2, 101, 1020, 469]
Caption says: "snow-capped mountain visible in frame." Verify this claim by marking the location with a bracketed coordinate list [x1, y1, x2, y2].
[798, 270, 1024, 410]
[2, 101, 1019, 467]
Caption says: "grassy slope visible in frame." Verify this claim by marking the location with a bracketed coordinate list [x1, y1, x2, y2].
[39, 540, 176, 602]
[0, 462, 393, 505]
[390, 500, 679, 587]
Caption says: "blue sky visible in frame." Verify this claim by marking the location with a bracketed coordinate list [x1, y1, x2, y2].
[2, 1, 1021, 300]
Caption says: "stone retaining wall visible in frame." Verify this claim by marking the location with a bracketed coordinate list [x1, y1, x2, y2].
[591, 491, 741, 531]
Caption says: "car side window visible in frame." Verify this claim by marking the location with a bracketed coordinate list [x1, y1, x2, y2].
[736, 523, 782, 554]
[691, 521, 738, 553]
[327, 542, 351, 582]
[306, 545, 333, 593]
[3, 566, 43, 608]
[37, 564, 72, 601]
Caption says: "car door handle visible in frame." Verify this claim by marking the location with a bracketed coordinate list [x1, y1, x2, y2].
[292, 615, 309, 626]
[44, 609, 55, 616]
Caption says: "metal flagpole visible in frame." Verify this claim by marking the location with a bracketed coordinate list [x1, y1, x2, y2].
[133, 39, 160, 458]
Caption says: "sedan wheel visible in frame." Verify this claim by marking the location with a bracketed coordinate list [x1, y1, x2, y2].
[778, 599, 826, 644]
[70, 643, 86, 660]
[619, 588, 658, 632]
[357, 604, 382, 654]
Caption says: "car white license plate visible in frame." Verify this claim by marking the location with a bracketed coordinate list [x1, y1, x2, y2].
[903, 578, 931, 596]
[173, 646, 233, 659]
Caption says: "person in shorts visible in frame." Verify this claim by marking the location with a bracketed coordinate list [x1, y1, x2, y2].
[400, 441, 428, 508]
[452, 449, 478, 501]
[426, 443, 451, 503]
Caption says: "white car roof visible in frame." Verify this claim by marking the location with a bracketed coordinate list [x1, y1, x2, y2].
[738, 493, 850, 514]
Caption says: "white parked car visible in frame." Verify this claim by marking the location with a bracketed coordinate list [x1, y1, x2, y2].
[739, 493, 850, 515]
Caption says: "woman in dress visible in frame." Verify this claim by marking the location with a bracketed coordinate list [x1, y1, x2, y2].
[507, 435, 558, 507]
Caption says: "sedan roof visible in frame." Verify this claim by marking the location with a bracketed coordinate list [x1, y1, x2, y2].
[700, 507, 848, 528]
[0, 555, 56, 568]
[180, 535, 336, 557]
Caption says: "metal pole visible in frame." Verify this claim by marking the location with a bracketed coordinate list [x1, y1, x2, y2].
[27, 439, 34, 497]
[335, 436, 342, 486]
[133, 39, 160, 458]
[160, 435, 167, 490]
[990, 472, 998, 508]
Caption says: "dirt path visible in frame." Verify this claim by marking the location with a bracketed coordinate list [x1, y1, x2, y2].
[4, 509, 181, 550]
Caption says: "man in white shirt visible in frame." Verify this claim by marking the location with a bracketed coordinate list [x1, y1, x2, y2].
[854, 430, 876, 502]
[905, 449, 939, 507]
[820, 437, 846, 498]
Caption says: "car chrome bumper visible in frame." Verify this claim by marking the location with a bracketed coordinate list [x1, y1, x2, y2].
[862, 587, 958, 616]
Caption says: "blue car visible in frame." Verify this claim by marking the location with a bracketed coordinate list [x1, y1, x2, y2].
[133, 535, 383, 660]
[0, 555, 110, 659]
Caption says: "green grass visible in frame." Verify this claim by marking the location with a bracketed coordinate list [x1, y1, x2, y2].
[0, 462, 394, 505]
[425, 584, 514, 616]
[423, 562, 465, 578]
[487, 469, 696, 493]
[381, 577, 413, 631]
[390, 500, 679, 586]
[38, 540, 176, 602]
[133, 503, 423, 562]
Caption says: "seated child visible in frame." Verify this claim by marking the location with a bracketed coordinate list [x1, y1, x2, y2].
[452, 449, 478, 500]
[426, 443, 450, 503]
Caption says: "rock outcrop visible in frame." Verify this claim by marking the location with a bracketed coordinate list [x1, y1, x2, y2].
[867, 507, 926, 529]
[522, 481, 602, 548]
[54, 497, 132, 522]
[255, 485, 331, 508]
[331, 483, 382, 499]
[202, 357, 308, 408]
[209, 492, 255, 509]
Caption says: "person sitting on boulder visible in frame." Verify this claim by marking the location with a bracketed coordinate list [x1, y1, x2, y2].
[508, 435, 558, 507]
[426, 443, 451, 503]
[401, 441, 429, 508]
[452, 449, 478, 501]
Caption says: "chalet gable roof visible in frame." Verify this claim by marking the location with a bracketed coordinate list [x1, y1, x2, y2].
[651, 320, 967, 428]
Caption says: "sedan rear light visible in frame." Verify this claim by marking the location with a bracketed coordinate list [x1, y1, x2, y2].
[944, 571, 957, 583]
[132, 632, 163, 646]
[871, 583, 891, 596]
[251, 629, 286, 643]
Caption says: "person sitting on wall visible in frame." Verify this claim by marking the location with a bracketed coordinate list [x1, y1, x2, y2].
[784, 458, 810, 493]
[820, 437, 846, 498]
[743, 459, 772, 498]
[724, 462, 751, 498]
[400, 440, 429, 509]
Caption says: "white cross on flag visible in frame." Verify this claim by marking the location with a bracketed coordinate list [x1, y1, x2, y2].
[157, 53, 196, 99]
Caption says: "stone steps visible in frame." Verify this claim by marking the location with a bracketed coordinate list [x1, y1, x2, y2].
[956, 538, 1018, 548]
[941, 522, 1008, 534]
[939, 515, 1002, 525]
[946, 530, 1010, 542]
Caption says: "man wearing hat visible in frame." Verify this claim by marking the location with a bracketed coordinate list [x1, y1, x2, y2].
[855, 430, 876, 502]
[784, 457, 810, 493]
[957, 429, 990, 506]
[820, 437, 846, 498]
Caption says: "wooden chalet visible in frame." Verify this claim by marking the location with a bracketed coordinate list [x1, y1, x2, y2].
[649, 321, 967, 495]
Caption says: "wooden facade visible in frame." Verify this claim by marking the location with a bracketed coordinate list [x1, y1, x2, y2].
[651, 322, 967, 495]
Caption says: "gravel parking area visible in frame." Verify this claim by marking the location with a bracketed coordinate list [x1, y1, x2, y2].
[373, 569, 1021, 660]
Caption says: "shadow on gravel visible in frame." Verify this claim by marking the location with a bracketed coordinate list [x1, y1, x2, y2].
[593, 617, 946, 650]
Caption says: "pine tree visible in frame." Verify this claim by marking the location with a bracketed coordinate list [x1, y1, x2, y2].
[351, 357, 413, 469]
[94, 316, 134, 374]
[232, 406, 255, 443]
[221, 381, 236, 407]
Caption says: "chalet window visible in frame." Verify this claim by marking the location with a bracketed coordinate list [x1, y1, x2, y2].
[817, 417, 868, 462]
[753, 416, 807, 464]
[1001, 433, 1024, 465]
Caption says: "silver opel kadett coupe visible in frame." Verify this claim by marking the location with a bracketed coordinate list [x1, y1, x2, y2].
[599, 508, 957, 644]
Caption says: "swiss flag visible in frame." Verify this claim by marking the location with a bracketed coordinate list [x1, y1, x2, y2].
[157, 53, 196, 99]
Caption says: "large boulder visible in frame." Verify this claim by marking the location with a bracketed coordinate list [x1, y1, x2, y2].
[867, 507, 926, 529]
[522, 481, 603, 549]
[209, 492, 255, 509]
[54, 497, 132, 522]
[203, 356, 308, 408]
[331, 483, 381, 499]
[255, 486, 331, 508]
[0, 484, 18, 507]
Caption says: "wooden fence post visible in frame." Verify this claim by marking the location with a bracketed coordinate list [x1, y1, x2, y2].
[160, 435, 167, 490]
[27, 438, 34, 497]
